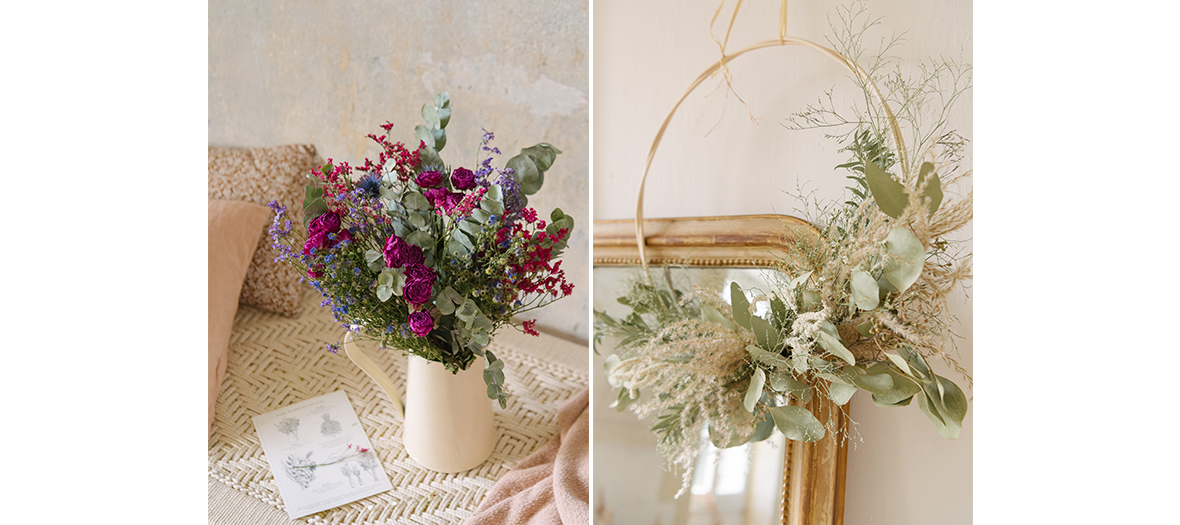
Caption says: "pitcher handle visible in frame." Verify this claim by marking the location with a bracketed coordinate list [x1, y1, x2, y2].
[342, 331, 405, 418]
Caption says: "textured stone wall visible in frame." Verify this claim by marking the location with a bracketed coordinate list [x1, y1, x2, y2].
[210, 0, 590, 342]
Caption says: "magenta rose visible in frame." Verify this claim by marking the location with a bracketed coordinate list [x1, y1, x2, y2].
[302, 230, 329, 256]
[308, 211, 341, 235]
[424, 187, 449, 205]
[416, 170, 443, 188]
[383, 235, 424, 268]
[403, 278, 434, 305]
[407, 311, 435, 337]
[403, 262, 437, 282]
[442, 191, 463, 212]
[451, 167, 476, 190]
[331, 229, 352, 247]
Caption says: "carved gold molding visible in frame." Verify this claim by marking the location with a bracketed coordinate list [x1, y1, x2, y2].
[593, 214, 817, 268]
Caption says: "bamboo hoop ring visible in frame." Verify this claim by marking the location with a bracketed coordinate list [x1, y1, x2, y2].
[634, 37, 908, 281]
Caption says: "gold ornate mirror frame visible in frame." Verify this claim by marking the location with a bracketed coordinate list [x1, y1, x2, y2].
[594, 214, 848, 525]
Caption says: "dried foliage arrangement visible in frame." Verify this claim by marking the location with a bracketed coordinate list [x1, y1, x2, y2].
[595, 6, 972, 496]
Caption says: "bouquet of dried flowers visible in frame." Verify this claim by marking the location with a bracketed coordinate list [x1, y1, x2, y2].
[595, 9, 971, 495]
[269, 92, 575, 408]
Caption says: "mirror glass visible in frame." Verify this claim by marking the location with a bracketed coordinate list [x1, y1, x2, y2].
[593, 265, 791, 525]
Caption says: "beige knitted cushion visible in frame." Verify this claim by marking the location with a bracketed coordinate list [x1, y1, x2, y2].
[208, 144, 321, 317]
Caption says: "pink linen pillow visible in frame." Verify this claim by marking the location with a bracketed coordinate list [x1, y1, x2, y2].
[208, 144, 320, 317]
[208, 199, 273, 431]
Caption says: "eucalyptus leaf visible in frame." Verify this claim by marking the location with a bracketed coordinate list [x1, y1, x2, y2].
[408, 210, 427, 228]
[883, 228, 924, 293]
[850, 372, 894, 394]
[456, 299, 480, 321]
[828, 380, 858, 405]
[864, 158, 908, 219]
[302, 185, 329, 226]
[898, 346, 931, 378]
[480, 197, 505, 216]
[418, 146, 442, 167]
[454, 230, 474, 250]
[439, 286, 464, 306]
[364, 249, 382, 264]
[471, 313, 493, 332]
[506, 154, 542, 195]
[750, 315, 780, 351]
[459, 218, 482, 236]
[917, 389, 947, 427]
[816, 330, 856, 366]
[926, 375, 968, 439]
[446, 238, 471, 257]
[855, 320, 874, 338]
[377, 271, 394, 287]
[406, 230, 433, 249]
[872, 394, 914, 407]
[414, 124, 435, 149]
[520, 143, 561, 171]
[743, 368, 765, 413]
[421, 103, 439, 128]
[748, 345, 790, 370]
[729, 282, 752, 330]
[850, 268, 880, 310]
[700, 304, 728, 325]
[486, 184, 503, 202]
[433, 91, 450, 109]
[376, 285, 393, 302]
[748, 415, 777, 443]
[769, 373, 812, 402]
[884, 352, 913, 376]
[790, 271, 813, 290]
[916, 162, 943, 217]
[403, 191, 431, 211]
[437, 106, 451, 128]
[432, 127, 447, 151]
[769, 406, 825, 442]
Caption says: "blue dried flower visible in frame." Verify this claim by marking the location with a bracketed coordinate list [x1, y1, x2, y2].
[357, 173, 383, 199]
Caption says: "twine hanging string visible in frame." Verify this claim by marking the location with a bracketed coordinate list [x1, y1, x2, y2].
[633, 35, 909, 283]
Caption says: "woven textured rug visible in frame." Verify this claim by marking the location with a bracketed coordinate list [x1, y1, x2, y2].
[209, 288, 588, 524]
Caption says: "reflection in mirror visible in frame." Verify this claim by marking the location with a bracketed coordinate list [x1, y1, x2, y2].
[593, 266, 791, 525]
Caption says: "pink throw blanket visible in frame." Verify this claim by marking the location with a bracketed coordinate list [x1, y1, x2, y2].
[467, 388, 589, 524]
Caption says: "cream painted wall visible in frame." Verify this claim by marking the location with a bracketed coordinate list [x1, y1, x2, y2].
[210, 0, 590, 342]
[593, 1, 972, 523]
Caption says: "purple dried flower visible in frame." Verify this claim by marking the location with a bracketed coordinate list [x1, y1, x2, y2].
[309, 212, 341, 235]
[496, 172, 524, 214]
[416, 170, 443, 188]
[408, 311, 434, 337]
[403, 279, 433, 305]
[383, 235, 423, 268]
[404, 263, 437, 282]
[451, 167, 477, 190]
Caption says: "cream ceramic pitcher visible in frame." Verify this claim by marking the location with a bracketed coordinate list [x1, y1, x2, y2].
[342, 332, 496, 473]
